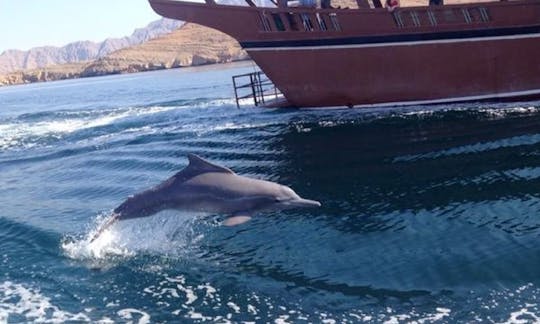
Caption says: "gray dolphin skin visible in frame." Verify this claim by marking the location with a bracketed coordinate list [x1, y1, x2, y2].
[90, 154, 320, 241]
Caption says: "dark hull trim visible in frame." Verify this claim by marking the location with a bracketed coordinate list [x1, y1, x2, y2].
[241, 24, 540, 49]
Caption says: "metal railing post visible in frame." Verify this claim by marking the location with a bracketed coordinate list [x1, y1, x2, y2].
[231, 70, 281, 108]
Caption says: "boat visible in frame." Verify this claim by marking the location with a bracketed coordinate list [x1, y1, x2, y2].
[148, 0, 540, 108]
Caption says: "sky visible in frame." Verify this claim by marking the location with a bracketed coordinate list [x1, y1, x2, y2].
[0, 0, 162, 52]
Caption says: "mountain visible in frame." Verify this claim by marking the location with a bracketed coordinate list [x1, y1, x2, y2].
[81, 23, 248, 77]
[0, 18, 184, 74]
[0, 23, 248, 86]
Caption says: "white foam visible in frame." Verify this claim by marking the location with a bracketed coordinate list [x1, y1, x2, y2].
[0, 106, 175, 150]
[117, 308, 151, 324]
[275, 314, 291, 324]
[138, 276, 455, 324]
[500, 307, 540, 324]
[178, 285, 198, 305]
[227, 301, 241, 313]
[478, 106, 540, 117]
[417, 307, 451, 323]
[0, 281, 90, 323]
[374, 306, 452, 324]
[196, 98, 238, 108]
[173, 118, 278, 137]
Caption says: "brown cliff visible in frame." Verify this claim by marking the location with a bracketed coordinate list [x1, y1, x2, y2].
[0, 24, 248, 86]
[81, 24, 247, 77]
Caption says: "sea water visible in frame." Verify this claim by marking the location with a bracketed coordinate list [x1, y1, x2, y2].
[0, 61, 539, 323]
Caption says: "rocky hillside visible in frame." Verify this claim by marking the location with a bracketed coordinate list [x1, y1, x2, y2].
[0, 24, 248, 86]
[81, 24, 248, 77]
[0, 18, 184, 74]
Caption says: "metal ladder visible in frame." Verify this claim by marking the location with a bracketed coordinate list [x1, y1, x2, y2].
[232, 71, 281, 108]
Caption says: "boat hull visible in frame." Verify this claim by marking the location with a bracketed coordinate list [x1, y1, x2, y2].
[248, 36, 540, 107]
[149, 0, 540, 108]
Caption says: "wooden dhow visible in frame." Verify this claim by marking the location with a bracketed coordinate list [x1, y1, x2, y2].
[149, 0, 540, 108]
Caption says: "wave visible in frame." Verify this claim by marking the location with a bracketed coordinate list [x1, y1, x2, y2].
[0, 106, 178, 151]
[394, 133, 540, 162]
[0, 96, 253, 153]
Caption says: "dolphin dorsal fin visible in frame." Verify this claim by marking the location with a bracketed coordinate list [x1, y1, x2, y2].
[172, 154, 235, 183]
[186, 153, 235, 175]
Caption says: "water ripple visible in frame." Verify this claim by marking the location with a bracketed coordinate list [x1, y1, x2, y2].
[1, 66, 540, 322]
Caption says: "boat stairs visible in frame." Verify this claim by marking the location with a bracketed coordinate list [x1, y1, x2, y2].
[232, 71, 284, 108]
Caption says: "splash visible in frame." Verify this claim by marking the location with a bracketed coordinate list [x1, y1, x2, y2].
[61, 211, 205, 264]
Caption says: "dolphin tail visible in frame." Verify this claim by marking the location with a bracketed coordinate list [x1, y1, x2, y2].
[89, 213, 120, 243]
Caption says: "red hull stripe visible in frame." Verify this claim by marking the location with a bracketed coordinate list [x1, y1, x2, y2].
[241, 24, 540, 49]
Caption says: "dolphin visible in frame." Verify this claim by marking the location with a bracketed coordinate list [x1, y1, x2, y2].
[90, 154, 320, 242]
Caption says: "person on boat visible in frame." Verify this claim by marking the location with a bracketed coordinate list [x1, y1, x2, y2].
[286, 0, 316, 7]
[429, 0, 443, 5]
[386, 0, 399, 11]
[300, 0, 317, 7]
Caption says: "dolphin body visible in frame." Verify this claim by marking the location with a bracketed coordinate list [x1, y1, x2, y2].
[90, 154, 320, 241]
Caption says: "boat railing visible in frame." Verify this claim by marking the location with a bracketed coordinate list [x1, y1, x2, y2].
[232, 71, 282, 107]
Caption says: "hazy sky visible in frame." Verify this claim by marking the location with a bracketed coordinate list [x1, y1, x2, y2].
[0, 0, 161, 52]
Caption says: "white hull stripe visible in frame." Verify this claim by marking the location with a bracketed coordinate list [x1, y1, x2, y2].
[297, 88, 540, 109]
[245, 32, 540, 51]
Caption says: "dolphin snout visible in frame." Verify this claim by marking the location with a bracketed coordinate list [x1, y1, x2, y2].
[291, 198, 321, 208]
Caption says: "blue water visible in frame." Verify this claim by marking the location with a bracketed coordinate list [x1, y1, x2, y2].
[1, 61, 540, 323]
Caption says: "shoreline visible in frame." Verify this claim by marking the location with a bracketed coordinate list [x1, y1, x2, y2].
[0, 58, 251, 88]
[0, 60, 256, 90]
